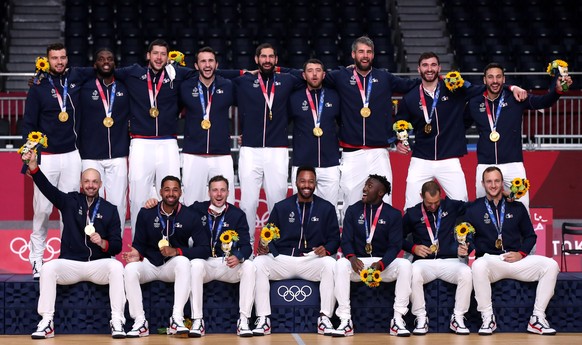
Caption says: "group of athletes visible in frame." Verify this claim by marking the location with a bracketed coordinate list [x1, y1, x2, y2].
[21, 35, 572, 339]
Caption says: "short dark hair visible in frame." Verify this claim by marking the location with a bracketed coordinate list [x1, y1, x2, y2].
[418, 52, 440, 66]
[482, 166, 503, 181]
[255, 43, 277, 57]
[302, 58, 324, 71]
[161, 175, 181, 188]
[296, 166, 316, 179]
[208, 175, 229, 189]
[46, 42, 66, 56]
[351, 36, 374, 52]
[369, 174, 391, 196]
[148, 39, 169, 53]
[483, 62, 505, 77]
[421, 180, 441, 197]
[196, 46, 217, 63]
[93, 47, 115, 62]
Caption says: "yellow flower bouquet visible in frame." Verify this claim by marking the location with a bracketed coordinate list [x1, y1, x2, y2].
[18, 131, 48, 174]
[360, 267, 382, 288]
[168, 50, 186, 66]
[393, 120, 413, 147]
[260, 223, 280, 247]
[546, 59, 569, 91]
[219, 230, 239, 257]
[443, 71, 465, 92]
[454, 222, 475, 246]
[509, 177, 530, 200]
[33, 57, 49, 84]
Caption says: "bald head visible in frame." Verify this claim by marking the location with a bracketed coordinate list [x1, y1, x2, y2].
[81, 168, 102, 198]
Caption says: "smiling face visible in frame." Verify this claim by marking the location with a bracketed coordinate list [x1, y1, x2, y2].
[484, 67, 505, 96]
[482, 169, 504, 200]
[48, 48, 68, 75]
[195, 51, 218, 81]
[81, 168, 102, 198]
[208, 180, 229, 208]
[352, 43, 374, 72]
[255, 47, 277, 74]
[94, 50, 115, 78]
[418, 57, 441, 83]
[296, 169, 316, 202]
[362, 178, 384, 204]
[147, 44, 169, 72]
[160, 179, 181, 209]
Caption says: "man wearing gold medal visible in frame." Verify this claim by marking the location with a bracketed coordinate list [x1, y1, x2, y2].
[79, 48, 130, 237]
[403, 181, 472, 335]
[323, 36, 419, 207]
[465, 167, 559, 335]
[180, 47, 237, 207]
[288, 59, 342, 207]
[333, 175, 412, 337]
[467, 63, 572, 212]
[22, 151, 126, 339]
[396, 53, 528, 211]
[114, 39, 193, 239]
[253, 167, 340, 336]
[122, 176, 210, 338]
[22, 42, 83, 279]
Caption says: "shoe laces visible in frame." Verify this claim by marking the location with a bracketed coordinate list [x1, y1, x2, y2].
[320, 316, 333, 328]
[393, 317, 406, 329]
[255, 316, 266, 326]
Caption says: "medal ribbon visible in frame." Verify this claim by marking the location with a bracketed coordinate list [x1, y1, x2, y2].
[420, 204, 442, 245]
[484, 198, 505, 240]
[296, 199, 314, 249]
[95, 78, 116, 119]
[198, 81, 215, 121]
[208, 205, 228, 252]
[257, 73, 275, 114]
[363, 203, 383, 244]
[419, 84, 440, 125]
[157, 203, 180, 239]
[353, 69, 372, 108]
[483, 91, 505, 133]
[48, 75, 69, 113]
[147, 69, 165, 109]
[86, 198, 101, 226]
[305, 88, 325, 129]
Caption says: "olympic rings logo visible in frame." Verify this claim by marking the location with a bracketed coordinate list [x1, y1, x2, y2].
[277, 284, 313, 303]
[10, 236, 61, 261]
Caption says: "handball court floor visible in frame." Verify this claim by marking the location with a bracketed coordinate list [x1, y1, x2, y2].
[1, 333, 581, 345]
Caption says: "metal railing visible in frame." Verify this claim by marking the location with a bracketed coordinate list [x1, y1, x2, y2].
[1, 72, 581, 152]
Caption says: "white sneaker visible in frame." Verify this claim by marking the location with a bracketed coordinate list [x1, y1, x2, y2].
[32, 260, 42, 280]
[450, 314, 470, 335]
[110, 319, 126, 339]
[252, 316, 271, 336]
[31, 318, 54, 339]
[237, 316, 253, 337]
[317, 315, 334, 336]
[390, 317, 411, 337]
[188, 318, 205, 338]
[413, 316, 428, 335]
[527, 315, 557, 335]
[168, 316, 189, 335]
[126, 319, 149, 338]
[478, 314, 497, 335]
[331, 318, 354, 337]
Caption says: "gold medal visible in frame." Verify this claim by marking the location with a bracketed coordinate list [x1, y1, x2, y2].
[429, 244, 438, 253]
[84, 224, 95, 236]
[313, 127, 323, 137]
[201, 119, 211, 130]
[424, 123, 432, 134]
[495, 238, 503, 249]
[158, 238, 169, 249]
[149, 107, 159, 118]
[360, 107, 371, 118]
[58, 111, 69, 122]
[489, 130, 500, 142]
[365, 243, 372, 255]
[103, 117, 114, 128]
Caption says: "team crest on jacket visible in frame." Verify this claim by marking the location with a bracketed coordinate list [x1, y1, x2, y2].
[78, 207, 83, 215]
[92, 90, 99, 100]
[191, 88, 199, 97]
[325, 102, 332, 107]
[96, 213, 103, 219]
[253, 79, 260, 88]
[301, 100, 309, 111]
[358, 213, 365, 224]
[441, 96, 448, 101]
[51, 89, 57, 98]
[175, 222, 183, 228]
[223, 221, 230, 227]
[310, 216, 319, 222]
[116, 91, 123, 96]
[289, 211, 295, 223]
[154, 216, 160, 228]
[506, 213, 513, 219]
[216, 88, 224, 94]
[201, 215, 207, 226]
[483, 213, 491, 224]
[378, 218, 386, 224]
